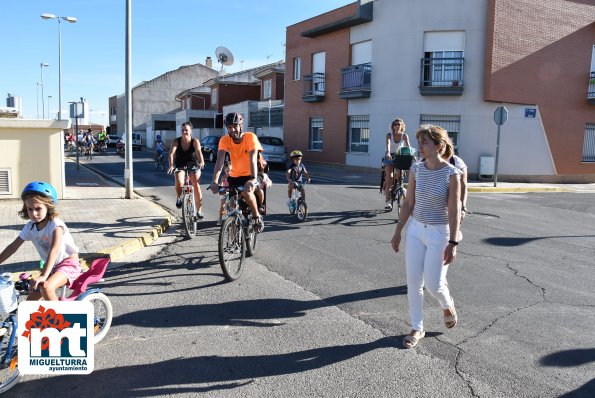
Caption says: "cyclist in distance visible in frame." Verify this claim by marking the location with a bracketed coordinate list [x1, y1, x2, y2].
[210, 112, 264, 232]
[168, 122, 205, 217]
[286, 150, 311, 207]
[383, 118, 413, 211]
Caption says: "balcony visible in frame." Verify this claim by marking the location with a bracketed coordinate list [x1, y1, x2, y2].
[339, 63, 371, 99]
[419, 57, 464, 95]
[588, 72, 595, 105]
[302, 73, 325, 102]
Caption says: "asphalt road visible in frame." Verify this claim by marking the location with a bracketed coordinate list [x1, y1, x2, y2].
[15, 149, 592, 397]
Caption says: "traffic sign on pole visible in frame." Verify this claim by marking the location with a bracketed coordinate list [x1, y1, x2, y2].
[494, 106, 508, 126]
[493, 106, 508, 187]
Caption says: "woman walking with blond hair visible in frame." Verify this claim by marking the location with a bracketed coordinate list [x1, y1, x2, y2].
[390, 125, 461, 348]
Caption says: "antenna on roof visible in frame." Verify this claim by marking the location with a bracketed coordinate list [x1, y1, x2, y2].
[215, 46, 234, 74]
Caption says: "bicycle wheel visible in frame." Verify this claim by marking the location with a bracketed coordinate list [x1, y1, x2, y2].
[297, 199, 308, 222]
[389, 185, 397, 212]
[0, 321, 21, 393]
[289, 198, 296, 215]
[218, 216, 245, 281]
[82, 292, 113, 343]
[245, 220, 257, 257]
[395, 188, 404, 219]
[182, 193, 197, 238]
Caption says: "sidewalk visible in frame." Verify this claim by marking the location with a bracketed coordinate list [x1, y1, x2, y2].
[0, 159, 172, 277]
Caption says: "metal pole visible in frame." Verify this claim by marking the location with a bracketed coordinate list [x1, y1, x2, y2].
[36, 83, 40, 119]
[75, 108, 80, 170]
[124, 0, 133, 198]
[40, 64, 45, 119]
[494, 124, 501, 187]
[58, 18, 62, 120]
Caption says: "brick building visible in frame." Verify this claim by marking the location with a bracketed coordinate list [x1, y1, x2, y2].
[284, 0, 595, 182]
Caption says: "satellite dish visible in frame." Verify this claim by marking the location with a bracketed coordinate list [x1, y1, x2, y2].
[215, 46, 234, 70]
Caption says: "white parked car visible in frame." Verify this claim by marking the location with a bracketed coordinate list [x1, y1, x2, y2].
[259, 136, 287, 166]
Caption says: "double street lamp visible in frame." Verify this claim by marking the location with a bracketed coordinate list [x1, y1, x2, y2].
[40, 63, 49, 118]
[40, 13, 77, 121]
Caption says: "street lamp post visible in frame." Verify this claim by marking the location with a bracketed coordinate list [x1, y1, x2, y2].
[40, 63, 49, 118]
[41, 13, 77, 121]
[48, 95, 53, 119]
[36, 82, 42, 119]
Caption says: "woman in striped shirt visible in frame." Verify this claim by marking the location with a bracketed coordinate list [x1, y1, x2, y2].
[390, 125, 461, 349]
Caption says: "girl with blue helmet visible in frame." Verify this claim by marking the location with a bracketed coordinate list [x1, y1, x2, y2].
[0, 181, 82, 301]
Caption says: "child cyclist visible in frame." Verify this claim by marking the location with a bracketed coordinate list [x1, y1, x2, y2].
[0, 182, 82, 301]
[286, 150, 311, 208]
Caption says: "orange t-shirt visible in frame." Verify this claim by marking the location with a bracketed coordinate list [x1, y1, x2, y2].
[219, 132, 263, 177]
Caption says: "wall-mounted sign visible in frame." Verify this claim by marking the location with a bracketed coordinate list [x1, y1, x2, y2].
[525, 108, 536, 118]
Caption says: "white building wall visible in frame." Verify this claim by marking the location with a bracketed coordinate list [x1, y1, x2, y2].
[345, 0, 555, 176]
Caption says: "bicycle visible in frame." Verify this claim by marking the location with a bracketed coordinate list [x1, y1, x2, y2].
[0, 257, 113, 393]
[66, 140, 76, 154]
[97, 141, 108, 156]
[384, 154, 414, 218]
[84, 143, 94, 160]
[155, 149, 166, 171]
[217, 185, 262, 281]
[175, 163, 201, 239]
[288, 180, 309, 222]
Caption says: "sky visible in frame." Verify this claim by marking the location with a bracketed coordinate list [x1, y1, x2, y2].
[2, 0, 354, 123]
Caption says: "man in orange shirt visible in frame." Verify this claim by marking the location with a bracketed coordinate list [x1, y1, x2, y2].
[210, 112, 264, 232]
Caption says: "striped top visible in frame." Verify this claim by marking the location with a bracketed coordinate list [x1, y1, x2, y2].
[412, 161, 460, 225]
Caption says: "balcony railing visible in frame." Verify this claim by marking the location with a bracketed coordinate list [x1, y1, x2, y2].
[339, 63, 372, 99]
[250, 108, 284, 128]
[588, 71, 595, 105]
[419, 57, 464, 95]
[302, 73, 325, 102]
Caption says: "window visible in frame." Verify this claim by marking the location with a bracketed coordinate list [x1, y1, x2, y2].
[582, 123, 595, 162]
[423, 51, 463, 86]
[260, 137, 284, 146]
[419, 115, 461, 153]
[263, 79, 272, 99]
[309, 117, 324, 150]
[212, 88, 218, 106]
[293, 57, 301, 81]
[312, 52, 326, 93]
[422, 31, 465, 87]
[348, 116, 370, 153]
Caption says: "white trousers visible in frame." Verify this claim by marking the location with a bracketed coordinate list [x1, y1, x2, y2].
[405, 218, 454, 331]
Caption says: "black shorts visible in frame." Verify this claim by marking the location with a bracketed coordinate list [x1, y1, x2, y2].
[227, 175, 253, 188]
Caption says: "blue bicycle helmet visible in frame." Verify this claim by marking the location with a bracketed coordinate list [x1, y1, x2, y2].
[21, 181, 58, 204]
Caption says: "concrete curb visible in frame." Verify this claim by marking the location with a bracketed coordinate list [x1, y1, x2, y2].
[96, 207, 173, 263]
[468, 187, 571, 193]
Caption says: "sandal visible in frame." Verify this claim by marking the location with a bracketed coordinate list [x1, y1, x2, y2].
[402, 330, 425, 349]
[444, 300, 458, 329]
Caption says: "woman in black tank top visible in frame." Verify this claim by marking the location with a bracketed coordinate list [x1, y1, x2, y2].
[167, 122, 206, 215]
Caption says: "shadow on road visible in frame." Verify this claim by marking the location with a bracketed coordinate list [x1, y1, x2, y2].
[483, 235, 595, 247]
[540, 348, 595, 397]
[112, 285, 407, 328]
[16, 337, 401, 396]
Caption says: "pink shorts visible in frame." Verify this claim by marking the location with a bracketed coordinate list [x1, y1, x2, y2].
[53, 258, 82, 287]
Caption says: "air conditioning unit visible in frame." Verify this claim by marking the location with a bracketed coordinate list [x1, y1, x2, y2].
[479, 157, 495, 180]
